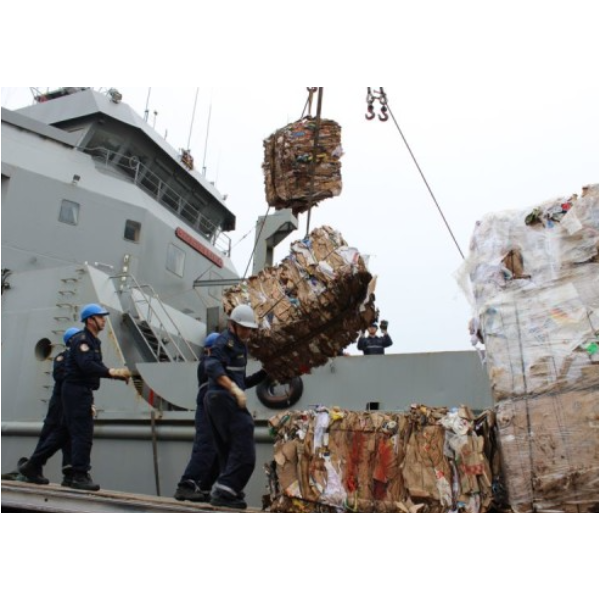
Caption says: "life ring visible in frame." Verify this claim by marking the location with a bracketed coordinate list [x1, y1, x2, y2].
[256, 376, 303, 410]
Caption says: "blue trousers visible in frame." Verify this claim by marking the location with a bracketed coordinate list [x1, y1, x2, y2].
[61, 382, 95, 475]
[30, 391, 72, 468]
[179, 388, 219, 491]
[205, 391, 255, 496]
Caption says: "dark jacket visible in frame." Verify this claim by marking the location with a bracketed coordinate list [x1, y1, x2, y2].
[64, 328, 111, 390]
[357, 333, 393, 355]
[205, 329, 266, 392]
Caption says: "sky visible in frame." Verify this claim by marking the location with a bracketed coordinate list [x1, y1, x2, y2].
[1, 81, 597, 354]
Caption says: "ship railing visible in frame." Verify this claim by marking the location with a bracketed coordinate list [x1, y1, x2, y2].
[114, 272, 198, 363]
[82, 146, 232, 257]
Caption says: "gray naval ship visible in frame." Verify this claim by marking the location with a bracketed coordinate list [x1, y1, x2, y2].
[1, 87, 492, 511]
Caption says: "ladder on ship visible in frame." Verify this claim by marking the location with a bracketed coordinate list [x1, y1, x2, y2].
[117, 274, 197, 364]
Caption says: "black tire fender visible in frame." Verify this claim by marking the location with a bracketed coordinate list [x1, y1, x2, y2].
[256, 376, 303, 410]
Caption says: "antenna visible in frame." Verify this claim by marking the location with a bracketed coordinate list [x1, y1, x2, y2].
[202, 96, 213, 178]
[144, 88, 152, 122]
[187, 88, 200, 151]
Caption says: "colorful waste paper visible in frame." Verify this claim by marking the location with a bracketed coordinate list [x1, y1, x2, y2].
[459, 183, 599, 512]
[262, 117, 343, 215]
[265, 404, 501, 513]
[223, 226, 377, 381]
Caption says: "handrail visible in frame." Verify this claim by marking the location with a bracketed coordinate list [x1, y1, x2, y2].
[82, 146, 231, 256]
[114, 272, 198, 363]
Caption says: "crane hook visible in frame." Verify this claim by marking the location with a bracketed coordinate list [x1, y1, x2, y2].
[365, 104, 376, 120]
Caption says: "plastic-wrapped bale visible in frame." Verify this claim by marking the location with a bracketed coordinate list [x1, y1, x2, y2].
[495, 387, 599, 513]
[460, 183, 599, 512]
[262, 117, 343, 215]
[265, 405, 499, 513]
[223, 226, 377, 381]
[461, 183, 598, 400]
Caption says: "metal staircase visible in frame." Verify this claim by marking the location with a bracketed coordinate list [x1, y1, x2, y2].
[118, 274, 198, 364]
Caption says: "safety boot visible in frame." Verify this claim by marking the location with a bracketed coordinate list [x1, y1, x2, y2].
[68, 473, 100, 491]
[210, 488, 247, 510]
[61, 466, 74, 487]
[174, 480, 210, 502]
[17, 460, 49, 485]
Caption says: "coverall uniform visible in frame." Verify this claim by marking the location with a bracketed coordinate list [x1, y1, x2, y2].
[357, 332, 393, 355]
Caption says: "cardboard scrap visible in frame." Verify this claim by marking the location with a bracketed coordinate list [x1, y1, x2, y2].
[265, 405, 499, 513]
[461, 183, 599, 513]
[495, 382, 599, 513]
[262, 117, 343, 215]
[223, 226, 377, 381]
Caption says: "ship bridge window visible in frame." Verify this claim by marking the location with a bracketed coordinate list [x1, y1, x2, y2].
[59, 199, 80, 225]
[124, 220, 141, 243]
[166, 243, 185, 277]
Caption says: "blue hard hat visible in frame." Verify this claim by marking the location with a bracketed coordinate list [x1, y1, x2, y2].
[80, 303, 110, 322]
[63, 327, 80, 345]
[204, 332, 220, 348]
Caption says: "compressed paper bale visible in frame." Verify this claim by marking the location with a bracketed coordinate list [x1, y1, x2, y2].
[461, 184, 599, 400]
[223, 225, 377, 380]
[496, 382, 599, 513]
[266, 405, 498, 513]
[262, 117, 343, 215]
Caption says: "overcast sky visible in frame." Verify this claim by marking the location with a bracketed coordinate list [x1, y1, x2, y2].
[2, 81, 597, 354]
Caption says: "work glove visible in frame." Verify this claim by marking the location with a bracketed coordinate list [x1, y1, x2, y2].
[109, 367, 132, 382]
[380, 320, 389, 331]
[91, 404, 97, 418]
[230, 383, 247, 410]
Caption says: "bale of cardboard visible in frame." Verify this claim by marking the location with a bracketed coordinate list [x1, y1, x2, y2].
[460, 184, 599, 512]
[262, 117, 343, 215]
[223, 225, 377, 381]
[265, 404, 499, 513]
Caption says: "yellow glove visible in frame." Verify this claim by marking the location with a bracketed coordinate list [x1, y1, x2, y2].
[109, 367, 132, 382]
[230, 383, 247, 410]
[91, 404, 97, 418]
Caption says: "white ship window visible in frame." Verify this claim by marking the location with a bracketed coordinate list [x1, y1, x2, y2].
[166, 243, 185, 277]
[124, 220, 141, 243]
[59, 199, 80, 225]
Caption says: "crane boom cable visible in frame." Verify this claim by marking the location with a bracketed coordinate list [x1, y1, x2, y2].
[305, 87, 324, 237]
[385, 101, 465, 260]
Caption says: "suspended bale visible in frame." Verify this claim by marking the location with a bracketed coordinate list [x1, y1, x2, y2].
[223, 226, 377, 381]
[262, 117, 343, 215]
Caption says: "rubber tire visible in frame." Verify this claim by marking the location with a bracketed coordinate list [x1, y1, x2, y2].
[256, 376, 304, 410]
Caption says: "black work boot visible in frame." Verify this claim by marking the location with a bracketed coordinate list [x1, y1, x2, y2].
[17, 460, 50, 485]
[1, 457, 29, 481]
[68, 472, 100, 491]
[61, 466, 74, 487]
[210, 488, 247, 510]
[174, 480, 210, 502]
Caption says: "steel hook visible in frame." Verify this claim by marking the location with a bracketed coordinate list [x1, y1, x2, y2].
[378, 106, 389, 122]
[365, 104, 376, 120]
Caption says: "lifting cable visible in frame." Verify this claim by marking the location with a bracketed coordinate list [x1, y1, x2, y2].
[368, 88, 465, 260]
[304, 87, 324, 238]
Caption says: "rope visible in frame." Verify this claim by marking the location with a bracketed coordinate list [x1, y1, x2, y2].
[385, 101, 465, 260]
[305, 88, 324, 237]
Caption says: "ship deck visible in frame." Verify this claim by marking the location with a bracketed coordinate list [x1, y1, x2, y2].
[1, 480, 262, 513]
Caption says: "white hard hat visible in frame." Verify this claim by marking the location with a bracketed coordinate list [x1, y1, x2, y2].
[229, 304, 258, 329]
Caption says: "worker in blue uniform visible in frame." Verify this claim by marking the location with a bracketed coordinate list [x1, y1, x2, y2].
[20, 304, 131, 491]
[4, 327, 79, 485]
[204, 305, 267, 509]
[174, 331, 222, 502]
[357, 320, 393, 355]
